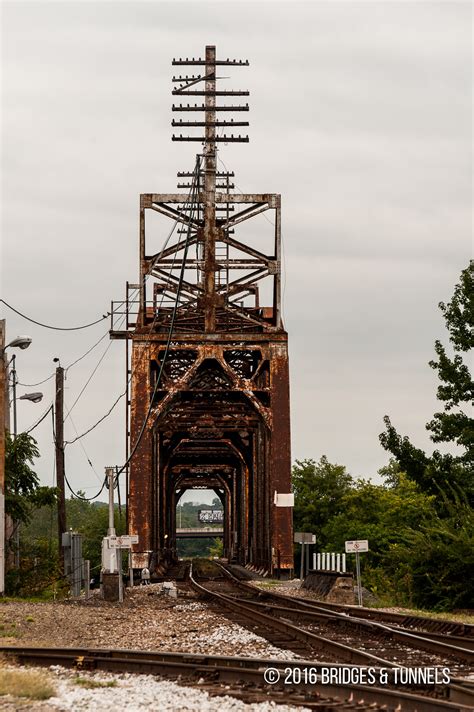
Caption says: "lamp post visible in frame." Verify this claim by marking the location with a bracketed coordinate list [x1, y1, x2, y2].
[0, 325, 36, 594]
[9, 354, 43, 437]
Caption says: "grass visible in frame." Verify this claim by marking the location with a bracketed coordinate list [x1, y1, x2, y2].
[0, 624, 21, 639]
[25, 615, 35, 623]
[74, 677, 117, 689]
[0, 592, 59, 603]
[371, 606, 474, 624]
[0, 669, 55, 700]
[253, 580, 281, 588]
[254, 581, 474, 623]
[192, 558, 221, 577]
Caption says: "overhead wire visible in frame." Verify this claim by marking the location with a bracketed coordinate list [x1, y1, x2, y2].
[64, 473, 107, 502]
[63, 156, 201, 449]
[0, 298, 109, 331]
[63, 338, 115, 420]
[24, 403, 54, 435]
[17, 329, 110, 388]
[63, 401, 102, 482]
[18, 372, 55, 388]
[114, 154, 202, 479]
[62, 237, 180, 445]
[37, 155, 201, 501]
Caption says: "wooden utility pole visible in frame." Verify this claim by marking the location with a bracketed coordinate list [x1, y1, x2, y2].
[55, 365, 66, 569]
[0, 320, 6, 595]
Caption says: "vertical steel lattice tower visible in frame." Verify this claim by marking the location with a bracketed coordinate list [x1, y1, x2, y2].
[111, 46, 293, 577]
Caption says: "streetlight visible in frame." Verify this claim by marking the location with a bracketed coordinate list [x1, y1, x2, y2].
[19, 393, 43, 404]
[5, 336, 32, 351]
[9, 354, 43, 437]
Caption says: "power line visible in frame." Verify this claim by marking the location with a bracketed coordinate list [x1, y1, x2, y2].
[18, 373, 55, 388]
[65, 330, 110, 374]
[24, 403, 53, 435]
[63, 158, 201, 450]
[64, 473, 107, 502]
[0, 298, 109, 331]
[64, 339, 114, 420]
[63, 401, 102, 482]
[18, 329, 111, 388]
[57, 154, 202, 515]
[64, 390, 126, 446]
[115, 154, 202, 479]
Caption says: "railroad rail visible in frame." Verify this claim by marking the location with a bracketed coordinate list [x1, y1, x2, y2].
[189, 562, 397, 666]
[214, 565, 474, 665]
[234, 572, 473, 638]
[188, 563, 474, 703]
[2, 645, 474, 712]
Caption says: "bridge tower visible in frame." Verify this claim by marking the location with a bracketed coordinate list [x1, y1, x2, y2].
[111, 46, 293, 577]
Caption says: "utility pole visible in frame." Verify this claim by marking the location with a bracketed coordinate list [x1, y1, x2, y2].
[10, 354, 19, 569]
[55, 363, 66, 570]
[10, 355, 17, 437]
[0, 321, 6, 595]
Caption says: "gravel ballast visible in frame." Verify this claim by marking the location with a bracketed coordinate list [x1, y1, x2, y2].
[0, 664, 310, 711]
[0, 585, 303, 709]
[0, 585, 295, 659]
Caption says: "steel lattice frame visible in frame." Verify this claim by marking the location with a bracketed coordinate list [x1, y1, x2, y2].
[111, 46, 293, 576]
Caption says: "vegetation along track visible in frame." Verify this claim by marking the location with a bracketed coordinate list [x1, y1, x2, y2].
[188, 562, 474, 675]
[2, 645, 474, 712]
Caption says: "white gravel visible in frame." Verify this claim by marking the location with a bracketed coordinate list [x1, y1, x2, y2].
[3, 665, 309, 712]
[188, 623, 298, 660]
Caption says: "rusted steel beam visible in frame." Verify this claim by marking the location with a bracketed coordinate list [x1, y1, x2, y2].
[122, 45, 292, 575]
[144, 193, 279, 204]
[268, 342, 293, 573]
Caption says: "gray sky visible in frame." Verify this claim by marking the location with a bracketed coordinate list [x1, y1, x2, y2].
[1, 1, 471, 505]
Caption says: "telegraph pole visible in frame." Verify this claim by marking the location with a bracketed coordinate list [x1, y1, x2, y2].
[55, 363, 66, 569]
[203, 44, 217, 332]
[171, 45, 249, 333]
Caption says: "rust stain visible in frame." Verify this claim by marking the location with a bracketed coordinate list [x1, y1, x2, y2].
[111, 45, 293, 577]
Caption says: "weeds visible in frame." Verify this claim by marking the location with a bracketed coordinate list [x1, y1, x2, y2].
[0, 669, 55, 699]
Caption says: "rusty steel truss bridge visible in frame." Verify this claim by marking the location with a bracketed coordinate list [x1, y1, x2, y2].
[110, 45, 293, 577]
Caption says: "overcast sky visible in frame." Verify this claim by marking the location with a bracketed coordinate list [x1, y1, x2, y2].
[1, 1, 471, 505]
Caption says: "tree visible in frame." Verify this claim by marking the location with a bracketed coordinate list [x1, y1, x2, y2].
[380, 263, 474, 501]
[388, 486, 474, 610]
[427, 263, 473, 463]
[5, 432, 56, 526]
[292, 456, 352, 537]
[4, 432, 57, 595]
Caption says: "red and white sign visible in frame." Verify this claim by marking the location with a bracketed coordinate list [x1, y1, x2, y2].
[108, 534, 139, 548]
[345, 539, 369, 553]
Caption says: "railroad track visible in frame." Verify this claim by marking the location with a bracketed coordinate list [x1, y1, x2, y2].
[224, 567, 473, 639]
[214, 564, 474, 666]
[2, 645, 474, 712]
[187, 561, 474, 700]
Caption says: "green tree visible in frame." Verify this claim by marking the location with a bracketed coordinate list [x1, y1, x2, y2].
[389, 486, 474, 610]
[323, 473, 438, 604]
[5, 432, 57, 595]
[380, 262, 474, 501]
[5, 432, 56, 527]
[209, 537, 224, 558]
[292, 456, 352, 538]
